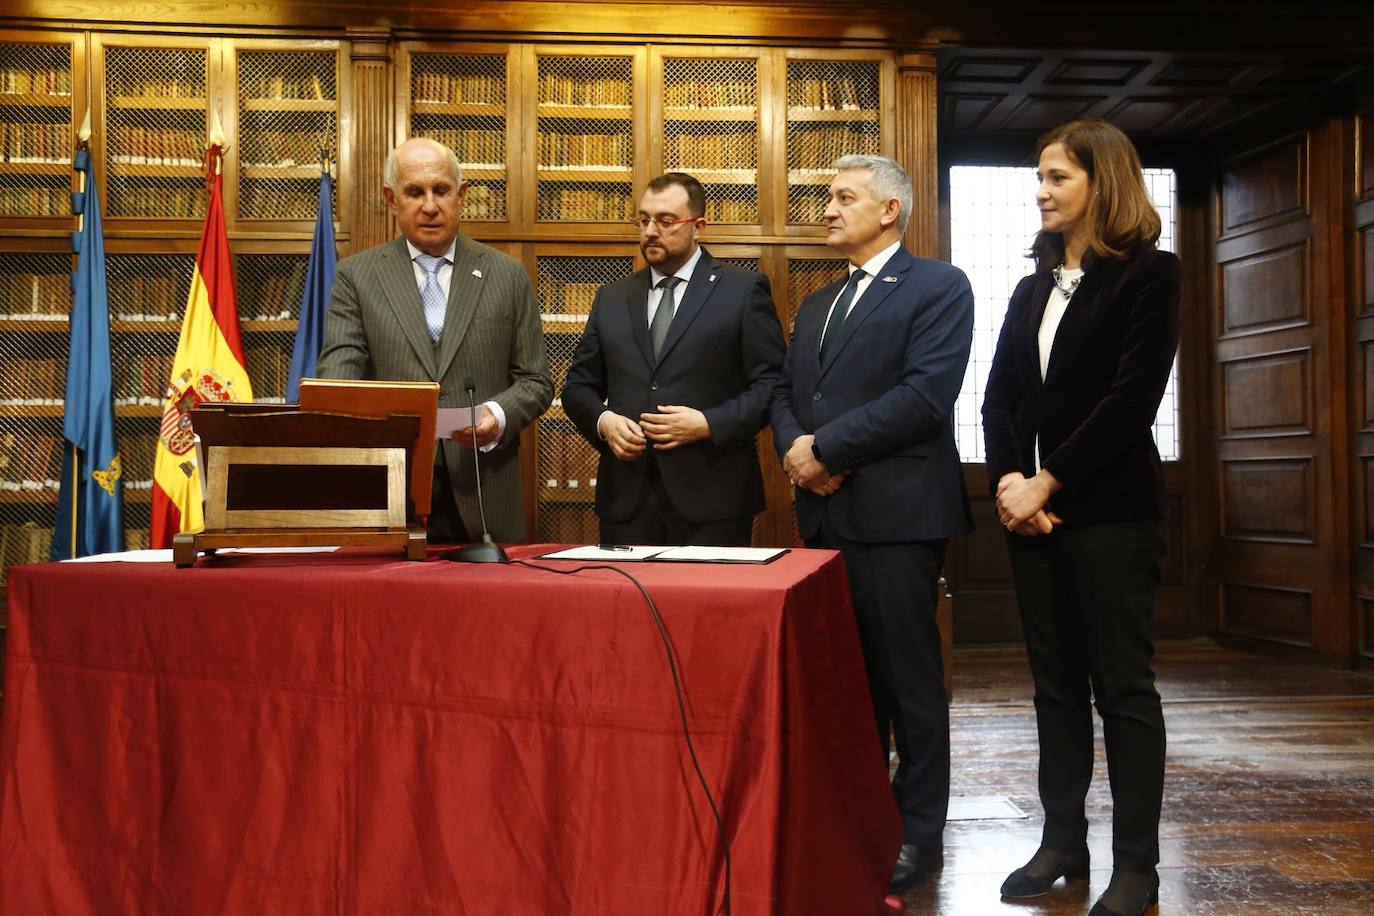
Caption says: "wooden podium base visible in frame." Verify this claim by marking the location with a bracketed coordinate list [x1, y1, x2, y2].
[173, 524, 428, 568]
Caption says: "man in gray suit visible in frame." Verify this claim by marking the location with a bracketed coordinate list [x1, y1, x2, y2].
[317, 138, 552, 542]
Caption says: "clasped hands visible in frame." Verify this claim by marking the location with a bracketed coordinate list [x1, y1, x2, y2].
[996, 470, 1063, 537]
[783, 434, 848, 497]
[599, 406, 709, 461]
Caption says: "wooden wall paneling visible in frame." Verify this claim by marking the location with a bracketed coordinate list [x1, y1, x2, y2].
[1353, 107, 1374, 666]
[1211, 126, 1353, 664]
[347, 29, 392, 255]
[896, 51, 939, 259]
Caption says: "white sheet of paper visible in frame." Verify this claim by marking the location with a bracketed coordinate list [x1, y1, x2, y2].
[435, 406, 479, 439]
[62, 549, 173, 563]
[538, 545, 668, 561]
[650, 545, 788, 564]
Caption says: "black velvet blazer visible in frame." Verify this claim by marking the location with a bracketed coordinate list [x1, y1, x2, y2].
[981, 246, 1181, 525]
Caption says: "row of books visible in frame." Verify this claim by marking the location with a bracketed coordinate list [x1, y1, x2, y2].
[787, 76, 877, 112]
[538, 74, 630, 109]
[0, 358, 62, 403]
[242, 73, 330, 102]
[0, 185, 67, 217]
[539, 278, 600, 315]
[463, 182, 504, 220]
[243, 344, 293, 401]
[423, 128, 504, 166]
[539, 506, 600, 548]
[0, 432, 60, 491]
[412, 71, 503, 106]
[704, 196, 759, 224]
[241, 130, 334, 169]
[666, 132, 757, 170]
[240, 262, 307, 319]
[536, 131, 630, 168]
[0, 523, 54, 583]
[239, 183, 322, 220]
[109, 125, 205, 167]
[0, 67, 71, 97]
[108, 185, 201, 219]
[538, 422, 600, 490]
[663, 80, 756, 111]
[110, 274, 182, 318]
[112, 353, 174, 405]
[0, 272, 70, 316]
[535, 188, 634, 222]
[788, 124, 882, 168]
[107, 76, 205, 100]
[0, 122, 72, 163]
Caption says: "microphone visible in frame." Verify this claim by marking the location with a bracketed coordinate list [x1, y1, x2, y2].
[442, 376, 508, 563]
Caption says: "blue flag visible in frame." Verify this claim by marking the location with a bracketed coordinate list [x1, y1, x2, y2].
[286, 171, 337, 402]
[52, 148, 124, 559]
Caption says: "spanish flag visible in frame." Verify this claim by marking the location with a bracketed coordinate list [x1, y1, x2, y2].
[149, 127, 252, 548]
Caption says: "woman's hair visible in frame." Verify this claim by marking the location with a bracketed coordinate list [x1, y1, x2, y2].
[1030, 118, 1161, 271]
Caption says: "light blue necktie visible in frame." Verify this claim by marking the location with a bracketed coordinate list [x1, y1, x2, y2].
[414, 252, 449, 343]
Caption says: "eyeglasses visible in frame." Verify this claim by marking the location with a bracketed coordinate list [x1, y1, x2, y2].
[628, 215, 697, 231]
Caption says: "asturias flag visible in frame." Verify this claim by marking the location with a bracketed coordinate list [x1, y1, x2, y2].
[52, 145, 124, 559]
[286, 169, 336, 402]
[149, 140, 252, 548]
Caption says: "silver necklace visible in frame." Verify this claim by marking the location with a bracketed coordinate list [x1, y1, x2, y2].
[1052, 263, 1082, 300]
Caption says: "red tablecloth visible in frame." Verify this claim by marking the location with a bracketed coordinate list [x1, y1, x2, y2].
[0, 545, 900, 915]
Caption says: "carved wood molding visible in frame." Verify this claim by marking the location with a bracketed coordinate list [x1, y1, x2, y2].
[897, 52, 938, 258]
[348, 28, 393, 253]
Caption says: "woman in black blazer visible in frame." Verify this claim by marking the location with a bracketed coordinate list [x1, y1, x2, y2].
[982, 119, 1181, 916]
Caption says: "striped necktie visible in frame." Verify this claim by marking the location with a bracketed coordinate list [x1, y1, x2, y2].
[414, 252, 449, 343]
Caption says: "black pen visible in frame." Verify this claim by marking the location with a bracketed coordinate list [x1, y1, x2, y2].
[598, 544, 633, 551]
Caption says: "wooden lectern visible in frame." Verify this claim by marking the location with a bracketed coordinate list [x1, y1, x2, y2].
[172, 379, 440, 567]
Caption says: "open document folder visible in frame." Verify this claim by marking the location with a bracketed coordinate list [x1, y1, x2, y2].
[538, 545, 788, 564]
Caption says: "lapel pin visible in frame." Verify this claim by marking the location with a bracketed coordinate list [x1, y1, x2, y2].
[882, 275, 898, 283]
[709, 274, 716, 282]
[472, 269, 483, 279]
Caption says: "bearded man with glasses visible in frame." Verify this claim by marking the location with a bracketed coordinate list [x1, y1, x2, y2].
[562, 172, 786, 546]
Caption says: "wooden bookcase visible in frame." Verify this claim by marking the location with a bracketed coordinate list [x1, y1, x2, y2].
[0, 26, 898, 584]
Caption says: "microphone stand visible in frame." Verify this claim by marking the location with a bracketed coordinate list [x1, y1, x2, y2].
[442, 377, 508, 563]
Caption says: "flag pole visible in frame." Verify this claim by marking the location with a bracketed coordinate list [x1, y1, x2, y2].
[67, 106, 94, 559]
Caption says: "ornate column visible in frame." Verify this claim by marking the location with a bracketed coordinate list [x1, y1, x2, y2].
[895, 50, 939, 259]
[348, 29, 394, 255]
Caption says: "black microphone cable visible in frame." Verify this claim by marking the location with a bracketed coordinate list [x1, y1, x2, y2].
[508, 558, 733, 916]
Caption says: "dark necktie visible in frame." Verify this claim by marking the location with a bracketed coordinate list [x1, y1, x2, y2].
[651, 275, 682, 358]
[819, 269, 864, 363]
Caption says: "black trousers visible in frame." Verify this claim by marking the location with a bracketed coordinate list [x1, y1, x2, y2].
[426, 452, 472, 545]
[809, 516, 949, 848]
[598, 459, 752, 547]
[1006, 519, 1167, 871]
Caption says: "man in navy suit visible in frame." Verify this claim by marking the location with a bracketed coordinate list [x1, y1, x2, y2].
[563, 173, 786, 546]
[771, 154, 974, 893]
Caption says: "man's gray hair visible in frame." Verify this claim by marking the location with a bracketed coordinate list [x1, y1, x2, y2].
[833, 154, 912, 234]
[383, 138, 463, 189]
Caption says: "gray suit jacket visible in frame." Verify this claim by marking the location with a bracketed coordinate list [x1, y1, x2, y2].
[317, 235, 552, 541]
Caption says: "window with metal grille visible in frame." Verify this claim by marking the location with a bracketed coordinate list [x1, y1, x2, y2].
[0, 41, 73, 218]
[409, 52, 508, 222]
[103, 46, 207, 220]
[236, 49, 338, 222]
[786, 60, 881, 226]
[535, 56, 634, 223]
[948, 165, 1180, 462]
[535, 254, 634, 542]
[662, 58, 759, 224]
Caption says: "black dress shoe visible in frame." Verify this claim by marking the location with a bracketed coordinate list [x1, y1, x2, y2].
[888, 842, 942, 894]
[999, 846, 1090, 898]
[1088, 868, 1159, 916]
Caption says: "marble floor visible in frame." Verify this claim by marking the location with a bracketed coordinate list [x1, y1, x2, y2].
[894, 641, 1374, 915]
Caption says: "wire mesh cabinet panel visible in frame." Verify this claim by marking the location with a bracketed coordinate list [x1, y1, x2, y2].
[0, 36, 78, 225]
[98, 39, 211, 221]
[0, 249, 71, 581]
[233, 45, 340, 224]
[235, 250, 310, 403]
[783, 52, 891, 233]
[783, 252, 848, 336]
[659, 54, 762, 227]
[534, 52, 639, 227]
[404, 47, 512, 224]
[534, 251, 635, 543]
